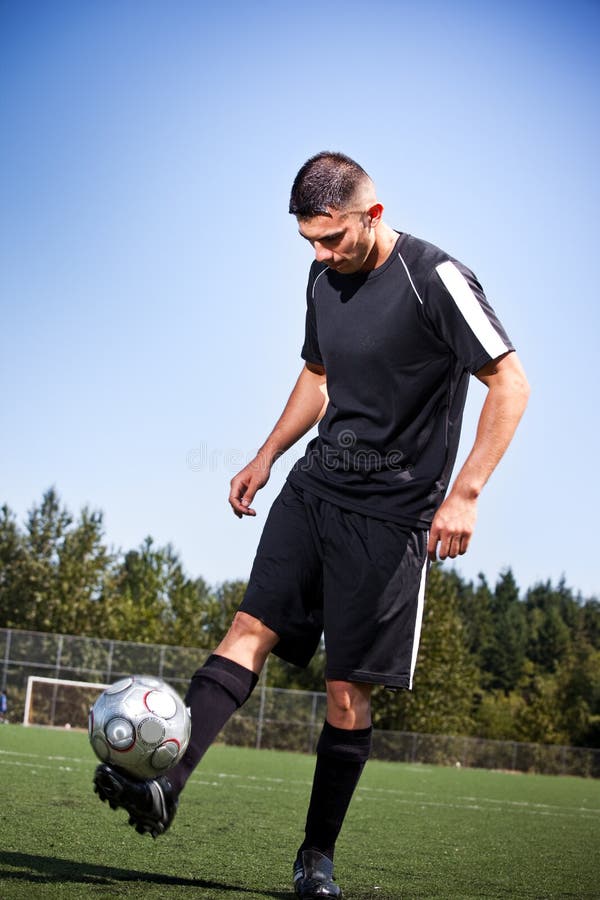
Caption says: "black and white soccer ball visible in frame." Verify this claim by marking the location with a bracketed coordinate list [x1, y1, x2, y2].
[88, 675, 191, 780]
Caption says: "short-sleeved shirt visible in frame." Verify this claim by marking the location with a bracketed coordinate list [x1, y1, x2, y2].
[287, 231, 514, 528]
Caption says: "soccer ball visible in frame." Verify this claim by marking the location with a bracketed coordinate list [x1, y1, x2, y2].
[88, 675, 191, 780]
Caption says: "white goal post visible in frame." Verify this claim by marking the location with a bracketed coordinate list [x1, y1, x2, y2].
[23, 676, 109, 728]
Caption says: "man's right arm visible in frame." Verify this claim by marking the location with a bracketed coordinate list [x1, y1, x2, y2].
[228, 362, 327, 518]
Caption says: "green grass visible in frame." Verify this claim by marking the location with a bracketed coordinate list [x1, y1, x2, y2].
[0, 724, 598, 899]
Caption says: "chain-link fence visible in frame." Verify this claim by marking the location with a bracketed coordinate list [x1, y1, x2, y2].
[1, 627, 598, 777]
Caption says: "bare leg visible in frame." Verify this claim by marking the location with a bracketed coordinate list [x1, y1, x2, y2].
[325, 679, 373, 730]
[213, 611, 280, 674]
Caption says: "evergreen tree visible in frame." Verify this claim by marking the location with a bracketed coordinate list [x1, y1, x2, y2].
[268, 647, 326, 692]
[0, 504, 28, 626]
[580, 598, 600, 650]
[554, 640, 600, 747]
[20, 487, 72, 630]
[167, 575, 214, 648]
[0, 489, 115, 635]
[482, 569, 527, 692]
[525, 580, 572, 673]
[456, 572, 495, 676]
[513, 663, 567, 744]
[54, 506, 115, 635]
[110, 537, 196, 644]
[197, 579, 248, 647]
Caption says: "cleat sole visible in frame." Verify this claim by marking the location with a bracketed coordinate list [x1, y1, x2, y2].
[92, 763, 178, 838]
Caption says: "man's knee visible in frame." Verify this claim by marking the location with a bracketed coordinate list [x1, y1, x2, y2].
[214, 612, 279, 674]
[326, 680, 373, 730]
[226, 612, 277, 645]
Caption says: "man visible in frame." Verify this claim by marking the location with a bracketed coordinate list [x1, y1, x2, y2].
[94, 152, 529, 898]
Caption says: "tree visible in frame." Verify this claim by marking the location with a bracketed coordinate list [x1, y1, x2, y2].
[166, 575, 215, 648]
[0, 489, 116, 635]
[204, 580, 248, 646]
[525, 580, 573, 674]
[473, 689, 524, 741]
[455, 572, 495, 675]
[580, 598, 600, 650]
[17, 488, 72, 630]
[0, 504, 28, 626]
[554, 644, 600, 747]
[268, 647, 326, 692]
[110, 537, 198, 644]
[53, 506, 116, 635]
[482, 569, 527, 692]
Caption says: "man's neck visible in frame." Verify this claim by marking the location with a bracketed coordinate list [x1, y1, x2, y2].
[365, 223, 398, 270]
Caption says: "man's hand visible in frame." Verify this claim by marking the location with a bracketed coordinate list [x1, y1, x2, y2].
[427, 351, 529, 561]
[229, 455, 272, 518]
[427, 491, 478, 561]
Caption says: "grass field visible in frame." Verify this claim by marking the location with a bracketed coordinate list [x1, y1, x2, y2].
[0, 724, 598, 899]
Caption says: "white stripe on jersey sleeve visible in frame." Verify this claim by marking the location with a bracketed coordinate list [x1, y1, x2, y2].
[435, 260, 510, 360]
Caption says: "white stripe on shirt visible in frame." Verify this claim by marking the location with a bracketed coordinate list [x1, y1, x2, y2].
[311, 267, 328, 299]
[398, 252, 424, 305]
[435, 260, 509, 360]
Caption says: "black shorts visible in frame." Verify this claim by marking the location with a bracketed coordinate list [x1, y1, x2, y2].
[239, 481, 429, 690]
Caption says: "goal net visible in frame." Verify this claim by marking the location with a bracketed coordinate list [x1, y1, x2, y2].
[23, 676, 108, 729]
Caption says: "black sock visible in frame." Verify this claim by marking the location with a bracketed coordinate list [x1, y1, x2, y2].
[299, 720, 372, 862]
[166, 654, 258, 796]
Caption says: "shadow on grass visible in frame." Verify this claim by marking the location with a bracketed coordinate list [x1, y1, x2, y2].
[0, 851, 291, 898]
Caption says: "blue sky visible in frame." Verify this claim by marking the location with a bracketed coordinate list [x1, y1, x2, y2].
[1, 0, 599, 599]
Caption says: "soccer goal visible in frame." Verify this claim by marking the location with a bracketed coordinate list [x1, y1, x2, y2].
[23, 676, 109, 729]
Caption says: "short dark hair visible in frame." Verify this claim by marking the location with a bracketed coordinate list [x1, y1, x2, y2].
[289, 151, 370, 218]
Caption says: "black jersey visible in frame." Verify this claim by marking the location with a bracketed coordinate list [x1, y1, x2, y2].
[287, 232, 514, 528]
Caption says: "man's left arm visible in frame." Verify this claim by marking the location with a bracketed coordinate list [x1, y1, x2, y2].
[427, 351, 530, 562]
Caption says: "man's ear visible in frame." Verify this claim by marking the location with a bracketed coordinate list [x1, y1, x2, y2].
[367, 203, 384, 227]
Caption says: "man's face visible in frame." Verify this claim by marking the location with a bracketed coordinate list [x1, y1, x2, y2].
[297, 207, 377, 274]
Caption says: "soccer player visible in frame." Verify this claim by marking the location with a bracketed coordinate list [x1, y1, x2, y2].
[94, 152, 530, 898]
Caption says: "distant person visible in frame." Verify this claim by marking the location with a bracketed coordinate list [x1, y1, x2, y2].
[94, 152, 529, 898]
[0, 690, 8, 723]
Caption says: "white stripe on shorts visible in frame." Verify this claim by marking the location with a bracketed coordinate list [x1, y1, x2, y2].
[408, 547, 429, 690]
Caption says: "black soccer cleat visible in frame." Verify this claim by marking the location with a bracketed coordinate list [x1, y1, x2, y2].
[293, 849, 343, 899]
[93, 763, 178, 838]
